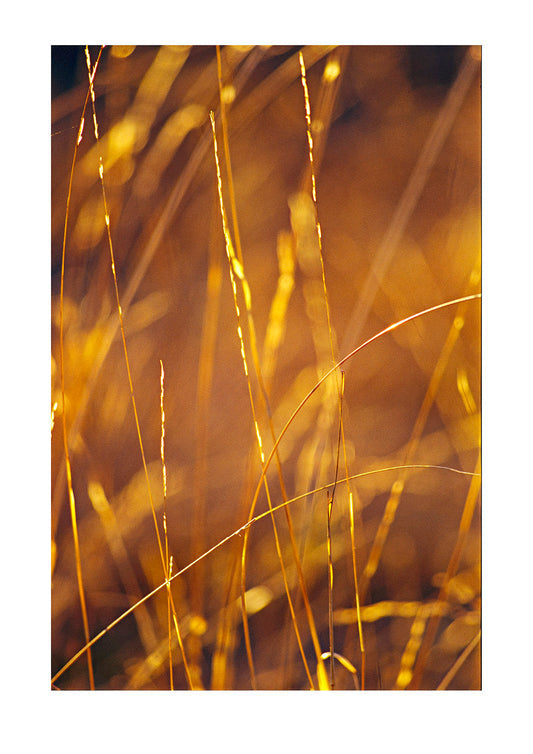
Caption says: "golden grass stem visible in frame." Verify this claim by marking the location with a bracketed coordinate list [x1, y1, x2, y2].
[327, 492, 335, 688]
[83, 46, 194, 690]
[211, 67, 337, 685]
[326, 371, 344, 689]
[260, 232, 329, 686]
[300, 50, 348, 690]
[216, 46, 244, 265]
[57, 48, 103, 690]
[210, 109, 315, 689]
[212, 55, 332, 686]
[160, 360, 173, 690]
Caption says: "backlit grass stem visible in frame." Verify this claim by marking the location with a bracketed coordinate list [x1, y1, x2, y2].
[57, 47, 103, 690]
[84, 46, 194, 690]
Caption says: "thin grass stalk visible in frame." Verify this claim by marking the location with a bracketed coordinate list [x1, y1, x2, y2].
[260, 233, 332, 686]
[212, 65, 333, 684]
[57, 49, 103, 690]
[270, 49, 347, 687]
[213, 53, 329, 684]
[211, 547, 240, 689]
[210, 110, 315, 689]
[216, 46, 244, 265]
[299, 48, 348, 190]
[84, 46, 194, 690]
[211, 432, 269, 689]
[346, 484, 366, 688]
[160, 360, 173, 689]
[299, 51, 365, 688]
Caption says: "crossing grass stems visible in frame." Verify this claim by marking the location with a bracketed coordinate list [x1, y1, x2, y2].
[51, 44, 481, 691]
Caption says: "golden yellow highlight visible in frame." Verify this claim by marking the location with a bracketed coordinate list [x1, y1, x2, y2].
[243, 585, 274, 616]
[321, 652, 359, 688]
[134, 104, 206, 196]
[395, 608, 428, 689]
[220, 84, 236, 104]
[111, 45, 136, 59]
[457, 368, 477, 415]
[335, 599, 449, 625]
[262, 232, 295, 390]
[76, 117, 84, 146]
[316, 658, 330, 691]
[160, 360, 167, 500]
[51, 401, 58, 433]
[299, 52, 317, 205]
[323, 59, 341, 83]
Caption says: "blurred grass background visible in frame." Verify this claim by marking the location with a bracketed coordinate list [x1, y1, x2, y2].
[51, 45, 480, 690]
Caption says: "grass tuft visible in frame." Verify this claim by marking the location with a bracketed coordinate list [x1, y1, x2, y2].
[52, 45, 480, 690]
